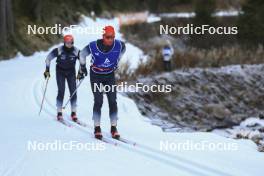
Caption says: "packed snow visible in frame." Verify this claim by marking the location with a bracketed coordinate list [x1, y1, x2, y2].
[0, 16, 263, 176]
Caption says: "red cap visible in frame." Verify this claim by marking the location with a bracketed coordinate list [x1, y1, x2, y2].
[63, 35, 74, 43]
[103, 26, 115, 36]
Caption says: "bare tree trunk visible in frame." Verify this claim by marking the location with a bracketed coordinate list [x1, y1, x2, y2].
[6, 0, 14, 36]
[32, 0, 42, 22]
[0, 0, 7, 49]
[0, 0, 14, 50]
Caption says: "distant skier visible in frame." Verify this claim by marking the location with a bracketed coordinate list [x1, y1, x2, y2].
[162, 45, 174, 71]
[79, 25, 126, 139]
[43, 35, 80, 122]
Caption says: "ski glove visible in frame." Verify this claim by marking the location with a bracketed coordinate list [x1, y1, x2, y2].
[77, 71, 84, 80]
[80, 65, 88, 76]
[44, 69, 50, 79]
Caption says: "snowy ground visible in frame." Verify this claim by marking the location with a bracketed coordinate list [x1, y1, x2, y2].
[213, 117, 264, 151]
[0, 17, 264, 176]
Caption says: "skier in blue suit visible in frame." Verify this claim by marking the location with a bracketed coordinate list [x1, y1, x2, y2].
[78, 26, 126, 139]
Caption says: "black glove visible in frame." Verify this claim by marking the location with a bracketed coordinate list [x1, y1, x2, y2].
[80, 65, 87, 76]
[77, 71, 84, 80]
[44, 68, 50, 79]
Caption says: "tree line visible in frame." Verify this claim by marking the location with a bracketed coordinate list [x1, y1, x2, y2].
[0, 0, 263, 59]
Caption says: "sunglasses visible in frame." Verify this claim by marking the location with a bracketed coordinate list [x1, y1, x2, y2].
[65, 41, 73, 45]
[105, 35, 115, 39]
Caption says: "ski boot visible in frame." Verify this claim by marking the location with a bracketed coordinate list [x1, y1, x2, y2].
[111, 126, 120, 139]
[57, 112, 63, 121]
[71, 112, 78, 122]
[94, 126, 103, 140]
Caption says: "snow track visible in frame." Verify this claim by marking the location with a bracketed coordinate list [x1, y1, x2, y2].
[1, 153, 29, 176]
[32, 77, 235, 176]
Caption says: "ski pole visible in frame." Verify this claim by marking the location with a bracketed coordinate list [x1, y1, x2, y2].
[39, 77, 49, 115]
[62, 78, 84, 109]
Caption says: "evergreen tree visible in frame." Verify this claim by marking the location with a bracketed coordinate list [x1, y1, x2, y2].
[194, 0, 216, 25]
[238, 0, 264, 45]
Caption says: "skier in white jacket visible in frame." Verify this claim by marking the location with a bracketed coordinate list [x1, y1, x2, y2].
[162, 45, 174, 71]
